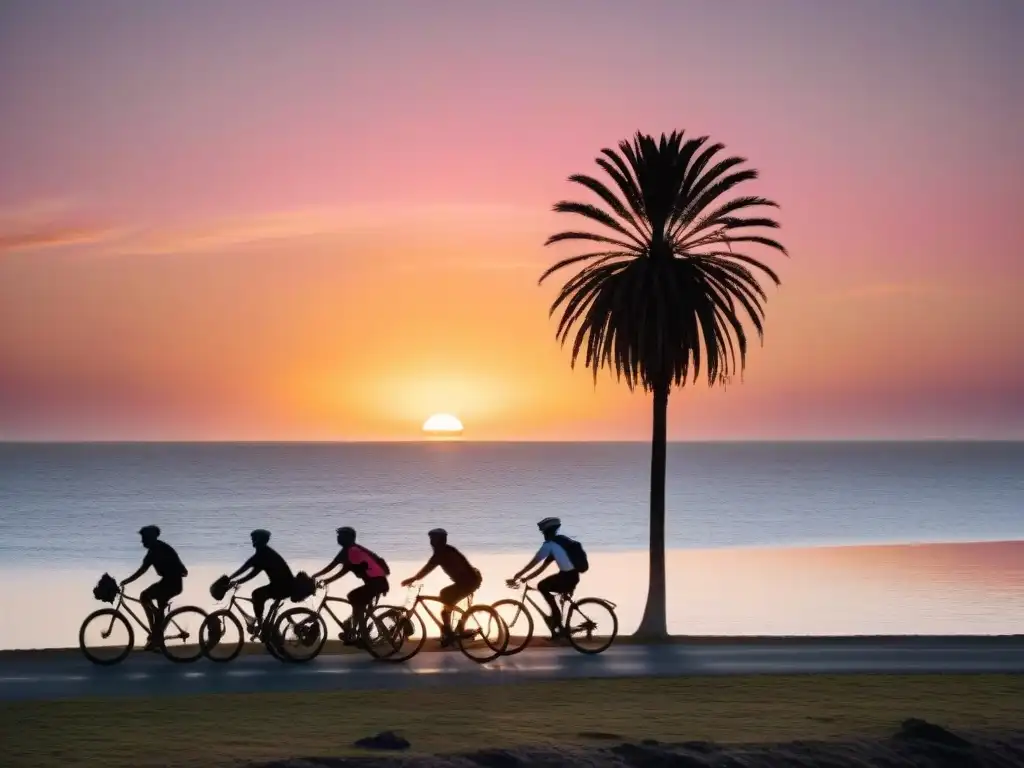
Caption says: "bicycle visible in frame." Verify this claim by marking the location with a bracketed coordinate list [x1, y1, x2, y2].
[492, 579, 618, 655]
[197, 577, 317, 663]
[80, 572, 208, 665]
[362, 584, 509, 664]
[272, 581, 391, 663]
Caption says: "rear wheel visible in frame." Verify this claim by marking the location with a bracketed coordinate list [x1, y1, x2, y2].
[456, 604, 509, 663]
[565, 598, 618, 655]
[491, 599, 534, 656]
[363, 605, 426, 662]
[199, 609, 244, 662]
[275, 607, 326, 663]
[160, 606, 208, 663]
[79, 609, 134, 665]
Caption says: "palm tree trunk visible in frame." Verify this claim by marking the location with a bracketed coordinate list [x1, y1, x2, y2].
[634, 383, 669, 639]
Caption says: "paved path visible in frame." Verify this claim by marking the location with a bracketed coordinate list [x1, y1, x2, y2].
[2, 637, 1023, 702]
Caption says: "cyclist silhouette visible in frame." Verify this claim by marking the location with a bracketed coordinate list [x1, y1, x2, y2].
[311, 526, 390, 644]
[507, 517, 581, 637]
[119, 525, 188, 650]
[401, 528, 481, 645]
[226, 529, 295, 637]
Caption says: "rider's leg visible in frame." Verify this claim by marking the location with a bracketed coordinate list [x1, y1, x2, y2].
[438, 582, 472, 640]
[537, 573, 569, 631]
[139, 581, 164, 646]
[538, 571, 580, 634]
[346, 583, 373, 642]
[438, 574, 480, 642]
[154, 579, 182, 633]
[251, 584, 271, 629]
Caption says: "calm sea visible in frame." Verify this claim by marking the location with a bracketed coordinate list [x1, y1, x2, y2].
[1, 441, 1022, 647]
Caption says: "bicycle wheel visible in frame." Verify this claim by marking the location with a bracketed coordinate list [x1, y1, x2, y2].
[491, 598, 534, 656]
[160, 605, 208, 663]
[363, 605, 426, 662]
[456, 604, 509, 663]
[199, 609, 244, 662]
[565, 598, 618, 655]
[79, 608, 135, 665]
[263, 626, 286, 661]
[275, 607, 326, 663]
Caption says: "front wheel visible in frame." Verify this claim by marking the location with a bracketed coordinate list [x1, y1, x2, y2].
[491, 599, 534, 656]
[79, 608, 135, 665]
[363, 605, 426, 662]
[275, 608, 326, 663]
[565, 598, 618, 655]
[199, 609, 244, 663]
[160, 606, 208, 663]
[456, 604, 509, 663]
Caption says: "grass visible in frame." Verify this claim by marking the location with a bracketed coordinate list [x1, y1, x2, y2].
[2, 674, 1023, 767]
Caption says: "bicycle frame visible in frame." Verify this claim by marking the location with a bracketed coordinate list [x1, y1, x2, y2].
[219, 586, 285, 636]
[507, 581, 616, 626]
[105, 588, 188, 640]
[398, 585, 473, 633]
[110, 591, 151, 633]
[509, 582, 572, 624]
[311, 586, 381, 626]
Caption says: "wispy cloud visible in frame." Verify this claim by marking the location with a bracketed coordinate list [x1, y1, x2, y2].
[0, 225, 119, 254]
[0, 200, 121, 255]
[0, 202, 552, 267]
[840, 281, 990, 300]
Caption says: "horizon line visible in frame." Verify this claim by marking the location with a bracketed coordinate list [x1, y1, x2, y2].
[1, 438, 1021, 446]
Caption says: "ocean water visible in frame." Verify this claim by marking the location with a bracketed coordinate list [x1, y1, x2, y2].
[1, 441, 1022, 648]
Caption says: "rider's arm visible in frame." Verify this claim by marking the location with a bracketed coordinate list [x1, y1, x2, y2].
[121, 553, 152, 586]
[403, 554, 438, 584]
[312, 551, 344, 580]
[233, 568, 259, 586]
[229, 555, 257, 584]
[522, 555, 554, 582]
[511, 543, 549, 582]
[324, 563, 352, 585]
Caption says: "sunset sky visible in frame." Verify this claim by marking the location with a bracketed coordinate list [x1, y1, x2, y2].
[1, 0, 1021, 441]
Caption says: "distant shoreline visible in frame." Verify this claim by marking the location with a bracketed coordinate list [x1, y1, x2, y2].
[2, 438, 1021, 445]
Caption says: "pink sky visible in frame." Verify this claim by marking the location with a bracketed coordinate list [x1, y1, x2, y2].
[0, 1, 1022, 440]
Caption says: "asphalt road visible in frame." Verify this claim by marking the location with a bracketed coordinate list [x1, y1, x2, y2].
[2, 637, 1023, 702]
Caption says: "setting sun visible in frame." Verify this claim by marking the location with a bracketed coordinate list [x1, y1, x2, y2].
[422, 413, 464, 436]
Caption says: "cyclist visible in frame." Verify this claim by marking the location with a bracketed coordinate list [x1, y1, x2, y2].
[311, 526, 390, 644]
[226, 529, 295, 637]
[119, 525, 188, 650]
[401, 528, 481, 645]
[507, 517, 582, 637]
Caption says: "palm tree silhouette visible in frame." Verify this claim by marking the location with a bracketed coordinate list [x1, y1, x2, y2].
[539, 130, 787, 638]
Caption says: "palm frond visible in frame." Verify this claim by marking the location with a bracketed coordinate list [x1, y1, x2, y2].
[540, 130, 788, 393]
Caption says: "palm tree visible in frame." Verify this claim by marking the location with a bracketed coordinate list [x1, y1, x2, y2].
[539, 130, 787, 639]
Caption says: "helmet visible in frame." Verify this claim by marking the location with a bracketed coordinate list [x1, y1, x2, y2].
[139, 525, 161, 539]
[537, 517, 561, 532]
[428, 528, 448, 542]
[250, 529, 271, 545]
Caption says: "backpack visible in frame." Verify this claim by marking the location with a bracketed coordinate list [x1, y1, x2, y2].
[361, 546, 391, 576]
[554, 535, 589, 573]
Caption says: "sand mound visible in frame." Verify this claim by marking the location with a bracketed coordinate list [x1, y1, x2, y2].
[250, 719, 1024, 767]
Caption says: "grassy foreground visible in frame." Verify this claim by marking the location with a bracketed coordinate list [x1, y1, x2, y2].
[2, 674, 1023, 767]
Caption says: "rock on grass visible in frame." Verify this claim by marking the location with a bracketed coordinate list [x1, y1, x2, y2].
[250, 721, 1024, 767]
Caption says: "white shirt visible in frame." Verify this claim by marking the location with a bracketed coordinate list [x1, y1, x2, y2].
[536, 538, 575, 571]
